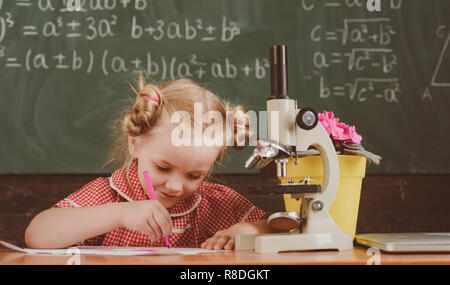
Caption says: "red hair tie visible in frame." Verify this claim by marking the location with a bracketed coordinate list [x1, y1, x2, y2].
[143, 92, 161, 104]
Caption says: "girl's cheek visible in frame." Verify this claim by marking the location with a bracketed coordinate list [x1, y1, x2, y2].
[187, 181, 202, 195]
[152, 178, 165, 190]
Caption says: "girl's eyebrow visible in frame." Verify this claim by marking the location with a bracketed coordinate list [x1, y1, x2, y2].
[157, 160, 208, 175]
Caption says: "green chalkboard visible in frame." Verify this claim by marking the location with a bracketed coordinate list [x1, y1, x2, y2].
[0, 0, 449, 174]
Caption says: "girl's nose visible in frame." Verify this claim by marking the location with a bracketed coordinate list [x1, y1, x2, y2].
[165, 177, 183, 195]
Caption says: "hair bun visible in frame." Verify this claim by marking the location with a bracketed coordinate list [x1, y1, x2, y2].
[122, 83, 163, 137]
[138, 84, 162, 105]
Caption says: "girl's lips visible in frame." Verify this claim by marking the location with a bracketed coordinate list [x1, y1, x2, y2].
[159, 192, 177, 199]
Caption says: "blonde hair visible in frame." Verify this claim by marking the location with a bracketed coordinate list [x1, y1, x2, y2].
[103, 72, 252, 172]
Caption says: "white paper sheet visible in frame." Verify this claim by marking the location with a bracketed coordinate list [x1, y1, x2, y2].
[0, 240, 222, 256]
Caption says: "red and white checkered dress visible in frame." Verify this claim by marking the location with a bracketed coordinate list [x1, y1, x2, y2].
[53, 159, 266, 247]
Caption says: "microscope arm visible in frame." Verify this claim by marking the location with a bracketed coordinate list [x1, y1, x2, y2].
[296, 121, 340, 208]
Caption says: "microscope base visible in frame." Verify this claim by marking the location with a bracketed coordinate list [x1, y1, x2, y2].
[235, 231, 353, 253]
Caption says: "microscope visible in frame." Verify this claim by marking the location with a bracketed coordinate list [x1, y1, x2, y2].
[235, 45, 353, 253]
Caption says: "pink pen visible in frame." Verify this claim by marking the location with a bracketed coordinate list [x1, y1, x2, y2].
[143, 170, 171, 249]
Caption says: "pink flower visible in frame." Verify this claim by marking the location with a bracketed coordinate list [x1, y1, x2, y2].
[345, 125, 362, 144]
[318, 111, 338, 135]
[330, 122, 345, 140]
[318, 111, 363, 144]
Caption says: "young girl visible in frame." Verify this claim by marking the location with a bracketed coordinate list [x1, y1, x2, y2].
[25, 74, 271, 250]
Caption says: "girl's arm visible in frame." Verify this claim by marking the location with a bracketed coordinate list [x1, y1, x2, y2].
[201, 219, 272, 250]
[25, 202, 124, 249]
[25, 200, 172, 249]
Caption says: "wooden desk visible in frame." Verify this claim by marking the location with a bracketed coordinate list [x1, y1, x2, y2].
[1, 246, 450, 265]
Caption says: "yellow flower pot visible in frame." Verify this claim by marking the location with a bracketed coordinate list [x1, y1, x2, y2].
[282, 155, 367, 239]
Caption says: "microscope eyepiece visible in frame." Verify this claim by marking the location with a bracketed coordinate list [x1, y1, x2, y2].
[269, 45, 289, 100]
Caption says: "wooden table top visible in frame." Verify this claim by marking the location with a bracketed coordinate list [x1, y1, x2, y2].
[1, 246, 450, 265]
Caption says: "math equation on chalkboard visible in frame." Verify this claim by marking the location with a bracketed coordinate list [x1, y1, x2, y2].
[0, 0, 448, 105]
[0, 0, 270, 82]
[1, 0, 450, 174]
[299, 1, 404, 104]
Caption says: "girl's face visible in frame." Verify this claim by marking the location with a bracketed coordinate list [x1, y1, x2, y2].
[128, 124, 220, 209]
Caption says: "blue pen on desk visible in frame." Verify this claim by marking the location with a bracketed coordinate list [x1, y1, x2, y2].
[143, 170, 171, 249]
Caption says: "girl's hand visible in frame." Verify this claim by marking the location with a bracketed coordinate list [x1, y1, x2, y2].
[201, 228, 236, 250]
[201, 220, 270, 250]
[118, 200, 172, 243]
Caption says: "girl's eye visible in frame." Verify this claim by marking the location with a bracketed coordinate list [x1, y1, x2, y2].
[157, 166, 170, 172]
[187, 174, 201, 180]
[156, 164, 200, 180]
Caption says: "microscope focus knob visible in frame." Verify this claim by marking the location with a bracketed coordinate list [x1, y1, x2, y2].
[312, 200, 324, 211]
[296, 108, 318, 130]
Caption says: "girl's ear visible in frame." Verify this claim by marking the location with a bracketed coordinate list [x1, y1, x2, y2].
[128, 136, 139, 159]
